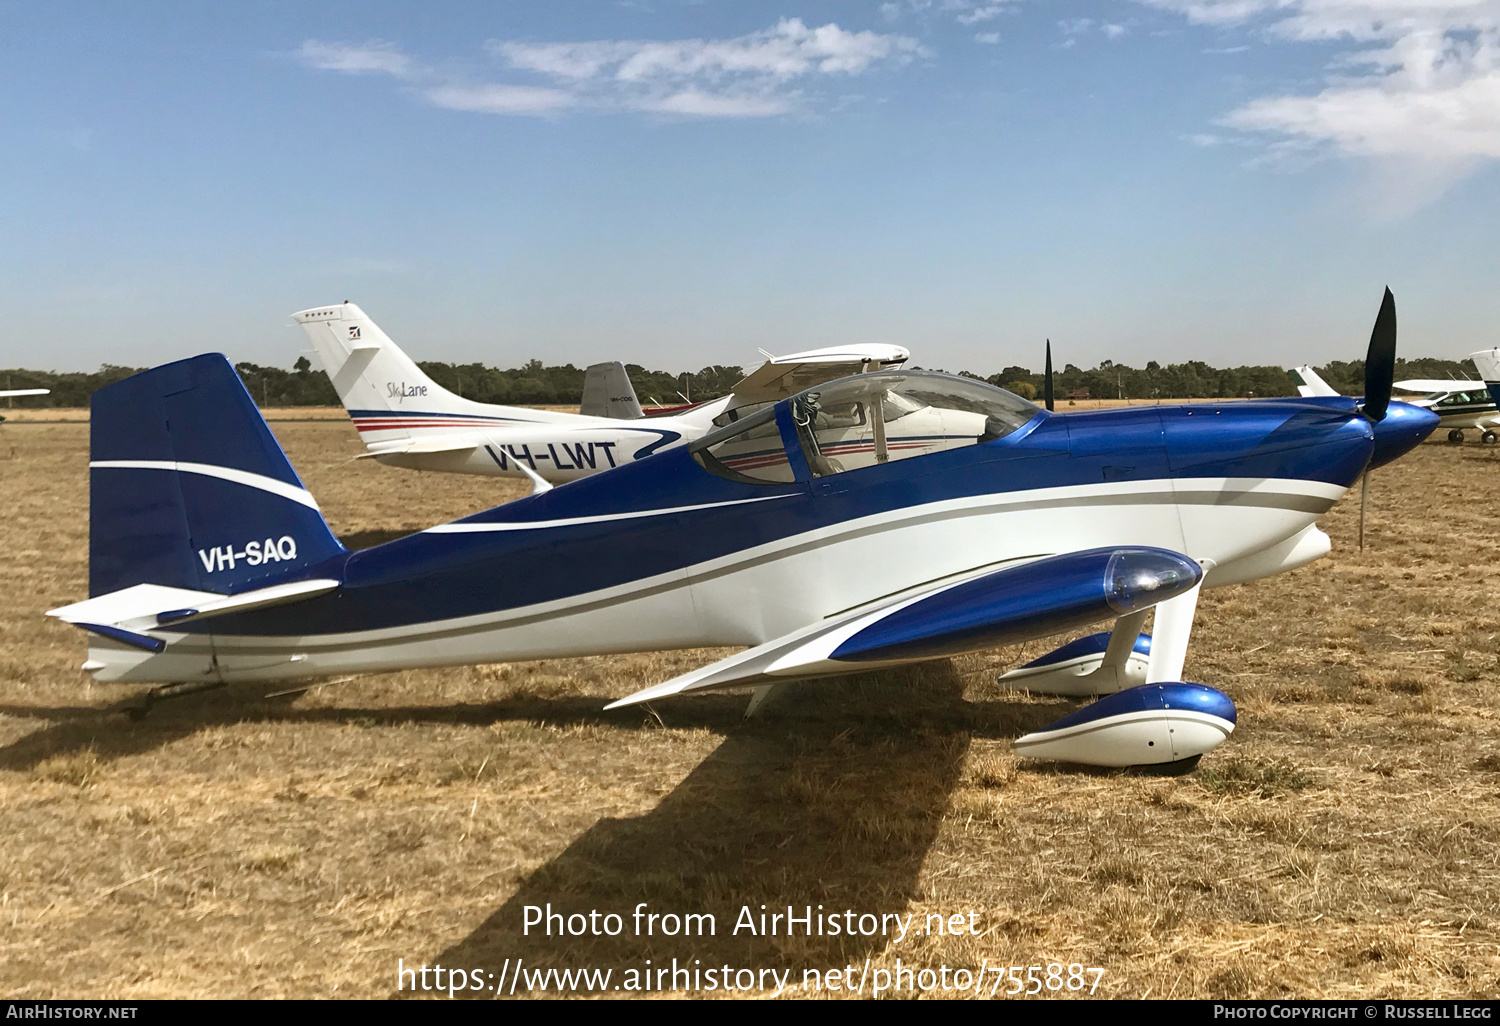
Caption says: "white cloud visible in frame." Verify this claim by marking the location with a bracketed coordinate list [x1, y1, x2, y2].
[297, 40, 415, 78]
[301, 20, 922, 120]
[956, 3, 1014, 24]
[975, 31, 1003, 43]
[637, 90, 795, 117]
[493, 18, 924, 85]
[425, 84, 578, 115]
[1144, 0, 1500, 209]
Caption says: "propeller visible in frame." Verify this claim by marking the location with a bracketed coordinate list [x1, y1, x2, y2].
[1360, 287, 1396, 423]
[1357, 288, 1396, 549]
[1044, 339, 1055, 412]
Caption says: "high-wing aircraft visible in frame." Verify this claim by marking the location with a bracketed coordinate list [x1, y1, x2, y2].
[1464, 348, 1500, 433]
[48, 291, 1436, 769]
[0, 387, 49, 422]
[1292, 364, 1498, 443]
[293, 302, 908, 488]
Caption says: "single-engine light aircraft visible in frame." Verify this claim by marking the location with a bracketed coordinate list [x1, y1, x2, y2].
[48, 292, 1436, 769]
[294, 301, 908, 488]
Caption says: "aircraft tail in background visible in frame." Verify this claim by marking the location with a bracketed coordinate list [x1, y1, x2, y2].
[1470, 349, 1500, 410]
[292, 302, 556, 446]
[1289, 365, 1339, 398]
[580, 361, 644, 420]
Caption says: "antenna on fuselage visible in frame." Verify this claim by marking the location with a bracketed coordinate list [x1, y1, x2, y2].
[1044, 339, 1055, 412]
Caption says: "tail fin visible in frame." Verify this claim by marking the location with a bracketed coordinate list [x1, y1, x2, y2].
[580, 361, 643, 420]
[1289, 365, 1339, 397]
[1470, 349, 1500, 408]
[89, 354, 344, 597]
[292, 302, 550, 444]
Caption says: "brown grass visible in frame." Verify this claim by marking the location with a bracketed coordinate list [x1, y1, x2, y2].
[1, 420, 1498, 998]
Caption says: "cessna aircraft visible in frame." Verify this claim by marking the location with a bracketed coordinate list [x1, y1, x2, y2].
[1465, 348, 1500, 427]
[1292, 364, 1499, 443]
[0, 387, 49, 422]
[294, 302, 908, 488]
[48, 291, 1435, 769]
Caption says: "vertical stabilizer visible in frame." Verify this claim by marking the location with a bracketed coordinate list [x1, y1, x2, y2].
[89, 355, 344, 597]
[292, 302, 551, 446]
[1470, 349, 1500, 409]
[580, 361, 644, 419]
[1289, 366, 1339, 398]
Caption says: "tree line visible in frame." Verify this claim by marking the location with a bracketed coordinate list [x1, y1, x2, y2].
[0, 355, 1482, 409]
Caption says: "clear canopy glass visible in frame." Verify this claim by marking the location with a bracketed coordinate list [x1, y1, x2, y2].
[692, 371, 1041, 484]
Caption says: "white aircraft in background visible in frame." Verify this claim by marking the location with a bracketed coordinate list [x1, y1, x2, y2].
[0, 387, 49, 421]
[294, 302, 908, 488]
[1292, 364, 1500, 444]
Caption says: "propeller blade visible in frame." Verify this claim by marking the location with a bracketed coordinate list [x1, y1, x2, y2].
[1044, 339, 1055, 412]
[1362, 287, 1396, 423]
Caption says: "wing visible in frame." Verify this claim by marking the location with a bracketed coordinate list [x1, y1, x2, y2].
[606, 546, 1202, 708]
[0, 388, 48, 398]
[1393, 379, 1487, 393]
[727, 343, 910, 407]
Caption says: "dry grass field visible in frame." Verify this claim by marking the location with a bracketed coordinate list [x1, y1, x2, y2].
[1, 412, 1498, 1000]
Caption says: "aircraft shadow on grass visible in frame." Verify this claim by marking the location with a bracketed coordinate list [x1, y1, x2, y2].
[0, 662, 1092, 998]
[414, 663, 1073, 998]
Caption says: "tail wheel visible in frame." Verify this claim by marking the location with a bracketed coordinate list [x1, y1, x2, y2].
[1448, 429, 1466, 443]
[1484, 431, 1499, 445]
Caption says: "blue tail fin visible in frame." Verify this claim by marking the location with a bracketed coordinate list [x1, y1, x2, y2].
[89, 354, 345, 597]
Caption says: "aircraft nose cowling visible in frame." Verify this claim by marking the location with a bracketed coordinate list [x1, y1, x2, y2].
[1369, 400, 1439, 469]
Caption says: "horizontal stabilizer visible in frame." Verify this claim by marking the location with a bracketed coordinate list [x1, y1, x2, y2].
[607, 547, 1201, 709]
[362, 437, 481, 457]
[48, 578, 339, 632]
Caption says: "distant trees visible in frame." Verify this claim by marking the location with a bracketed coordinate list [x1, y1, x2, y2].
[0, 355, 1481, 409]
[983, 357, 1479, 401]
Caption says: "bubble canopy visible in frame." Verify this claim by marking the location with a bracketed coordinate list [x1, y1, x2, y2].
[691, 370, 1043, 484]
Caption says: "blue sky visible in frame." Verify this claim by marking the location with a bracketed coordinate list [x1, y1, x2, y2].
[1, 1, 1495, 375]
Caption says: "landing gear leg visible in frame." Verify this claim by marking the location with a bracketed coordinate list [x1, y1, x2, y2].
[125, 680, 226, 720]
[1146, 576, 1203, 684]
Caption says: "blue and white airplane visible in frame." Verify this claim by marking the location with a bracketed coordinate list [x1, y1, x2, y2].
[47, 292, 1437, 768]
